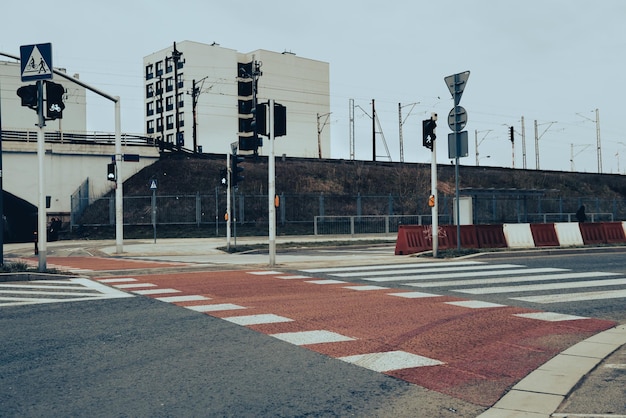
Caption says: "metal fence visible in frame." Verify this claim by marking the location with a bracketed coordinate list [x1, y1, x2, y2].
[71, 191, 626, 235]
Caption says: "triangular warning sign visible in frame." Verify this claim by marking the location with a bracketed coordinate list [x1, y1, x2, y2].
[20, 43, 53, 81]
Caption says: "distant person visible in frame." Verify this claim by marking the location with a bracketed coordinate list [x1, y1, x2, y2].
[575, 205, 587, 223]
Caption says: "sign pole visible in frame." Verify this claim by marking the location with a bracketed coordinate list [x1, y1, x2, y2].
[430, 113, 438, 258]
[36, 80, 47, 271]
[454, 74, 462, 250]
[226, 152, 231, 252]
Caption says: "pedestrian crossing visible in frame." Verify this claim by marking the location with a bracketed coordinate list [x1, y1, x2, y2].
[0, 278, 134, 307]
[301, 260, 626, 305]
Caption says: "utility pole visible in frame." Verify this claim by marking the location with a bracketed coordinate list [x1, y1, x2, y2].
[372, 99, 376, 162]
[349, 99, 355, 160]
[521, 116, 527, 169]
[398, 102, 418, 163]
[172, 42, 183, 150]
[190, 76, 208, 153]
[316, 112, 331, 159]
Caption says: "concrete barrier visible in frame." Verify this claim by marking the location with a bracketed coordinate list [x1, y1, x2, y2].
[395, 225, 430, 255]
[554, 222, 584, 246]
[601, 222, 626, 243]
[579, 223, 606, 245]
[475, 224, 507, 248]
[530, 223, 559, 247]
[503, 223, 535, 248]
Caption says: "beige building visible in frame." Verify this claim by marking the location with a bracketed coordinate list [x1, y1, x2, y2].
[143, 41, 330, 158]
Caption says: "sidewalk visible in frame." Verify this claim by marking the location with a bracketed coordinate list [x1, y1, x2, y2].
[4, 236, 626, 417]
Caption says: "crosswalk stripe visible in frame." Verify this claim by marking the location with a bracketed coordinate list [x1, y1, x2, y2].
[301, 260, 483, 274]
[415, 272, 620, 288]
[513, 289, 626, 304]
[376, 267, 565, 282]
[333, 263, 523, 278]
[455, 277, 626, 294]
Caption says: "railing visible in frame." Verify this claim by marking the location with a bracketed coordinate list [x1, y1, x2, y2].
[1, 129, 156, 147]
[313, 215, 454, 236]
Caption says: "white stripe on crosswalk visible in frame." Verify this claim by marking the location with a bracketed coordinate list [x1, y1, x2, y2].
[414, 272, 620, 288]
[301, 260, 484, 274]
[455, 277, 626, 295]
[513, 289, 626, 304]
[382, 267, 565, 283]
[333, 263, 523, 278]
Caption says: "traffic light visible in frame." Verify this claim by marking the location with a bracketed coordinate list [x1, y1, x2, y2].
[219, 168, 228, 188]
[509, 126, 514, 143]
[107, 162, 116, 181]
[422, 118, 437, 150]
[274, 103, 287, 137]
[231, 154, 244, 186]
[45, 81, 65, 120]
[252, 102, 267, 137]
[16, 84, 39, 110]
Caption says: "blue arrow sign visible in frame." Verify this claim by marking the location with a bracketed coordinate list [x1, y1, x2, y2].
[20, 43, 53, 82]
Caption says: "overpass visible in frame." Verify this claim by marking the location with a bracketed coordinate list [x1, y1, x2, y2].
[1, 130, 159, 242]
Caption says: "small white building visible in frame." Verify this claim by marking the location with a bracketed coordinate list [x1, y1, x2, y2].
[143, 41, 331, 158]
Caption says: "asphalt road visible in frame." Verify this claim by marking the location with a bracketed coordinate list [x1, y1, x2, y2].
[0, 292, 484, 417]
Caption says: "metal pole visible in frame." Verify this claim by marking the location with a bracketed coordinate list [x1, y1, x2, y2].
[431, 113, 438, 257]
[36, 80, 46, 271]
[114, 98, 123, 253]
[268, 100, 276, 266]
[454, 75, 461, 251]
[0, 79, 3, 265]
[226, 152, 231, 251]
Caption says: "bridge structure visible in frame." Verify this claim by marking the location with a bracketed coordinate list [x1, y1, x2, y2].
[1, 130, 159, 242]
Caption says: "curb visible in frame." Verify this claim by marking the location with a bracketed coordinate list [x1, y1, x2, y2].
[478, 324, 626, 417]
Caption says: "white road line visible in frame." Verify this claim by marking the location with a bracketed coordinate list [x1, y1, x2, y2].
[339, 350, 444, 372]
[270, 330, 355, 345]
[301, 260, 484, 274]
[342, 285, 389, 291]
[387, 291, 441, 298]
[306, 279, 347, 285]
[445, 300, 507, 309]
[514, 312, 589, 322]
[186, 303, 246, 312]
[455, 277, 626, 295]
[333, 263, 523, 278]
[513, 289, 626, 304]
[156, 295, 210, 303]
[133, 288, 181, 295]
[414, 271, 620, 288]
[396, 267, 565, 283]
[114, 283, 157, 289]
[224, 314, 293, 326]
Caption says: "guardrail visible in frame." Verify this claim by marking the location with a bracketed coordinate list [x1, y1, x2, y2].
[313, 215, 454, 236]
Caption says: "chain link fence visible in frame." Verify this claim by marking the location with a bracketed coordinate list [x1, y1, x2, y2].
[71, 191, 626, 236]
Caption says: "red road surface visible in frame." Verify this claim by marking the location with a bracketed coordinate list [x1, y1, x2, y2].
[96, 268, 616, 406]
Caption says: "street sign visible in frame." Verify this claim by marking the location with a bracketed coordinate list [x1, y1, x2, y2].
[149, 179, 158, 190]
[447, 106, 467, 132]
[444, 71, 470, 106]
[448, 131, 469, 159]
[20, 43, 53, 82]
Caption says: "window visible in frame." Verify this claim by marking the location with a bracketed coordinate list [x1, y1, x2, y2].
[166, 96, 173, 111]
[165, 57, 173, 73]
[156, 118, 163, 132]
[166, 115, 174, 130]
[166, 133, 174, 143]
[146, 101, 154, 116]
[177, 73, 184, 88]
[155, 80, 163, 95]
[155, 60, 163, 76]
[166, 77, 173, 92]
[145, 64, 154, 80]
[146, 84, 154, 98]
[178, 112, 185, 127]
[156, 100, 163, 114]
[177, 92, 184, 108]
[147, 119, 155, 134]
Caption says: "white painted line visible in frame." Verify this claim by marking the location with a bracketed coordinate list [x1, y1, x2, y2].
[114, 283, 157, 289]
[339, 350, 444, 372]
[186, 303, 246, 312]
[133, 288, 181, 295]
[456, 277, 626, 295]
[396, 268, 566, 283]
[415, 271, 620, 288]
[446, 300, 506, 309]
[156, 295, 211, 303]
[387, 291, 441, 299]
[302, 260, 484, 273]
[514, 312, 589, 322]
[342, 285, 389, 291]
[0, 283, 87, 290]
[513, 289, 626, 304]
[271, 330, 355, 345]
[278, 275, 311, 279]
[223, 314, 293, 326]
[336, 263, 523, 278]
[604, 364, 626, 369]
[98, 278, 138, 283]
[305, 279, 347, 285]
[248, 271, 283, 275]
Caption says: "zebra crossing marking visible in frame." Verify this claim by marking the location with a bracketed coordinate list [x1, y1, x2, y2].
[413, 271, 620, 288]
[513, 289, 626, 304]
[455, 277, 626, 295]
[302, 260, 484, 274]
[333, 263, 524, 278]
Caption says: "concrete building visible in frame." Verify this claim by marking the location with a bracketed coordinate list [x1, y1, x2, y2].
[143, 41, 330, 158]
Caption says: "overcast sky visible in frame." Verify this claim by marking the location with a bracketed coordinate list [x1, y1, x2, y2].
[1, 0, 624, 173]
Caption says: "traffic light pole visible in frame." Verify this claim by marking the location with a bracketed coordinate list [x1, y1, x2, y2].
[268, 99, 276, 266]
[430, 114, 438, 258]
[35, 80, 47, 270]
[226, 152, 231, 252]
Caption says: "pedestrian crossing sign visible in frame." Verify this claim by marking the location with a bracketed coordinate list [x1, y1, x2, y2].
[20, 43, 53, 82]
